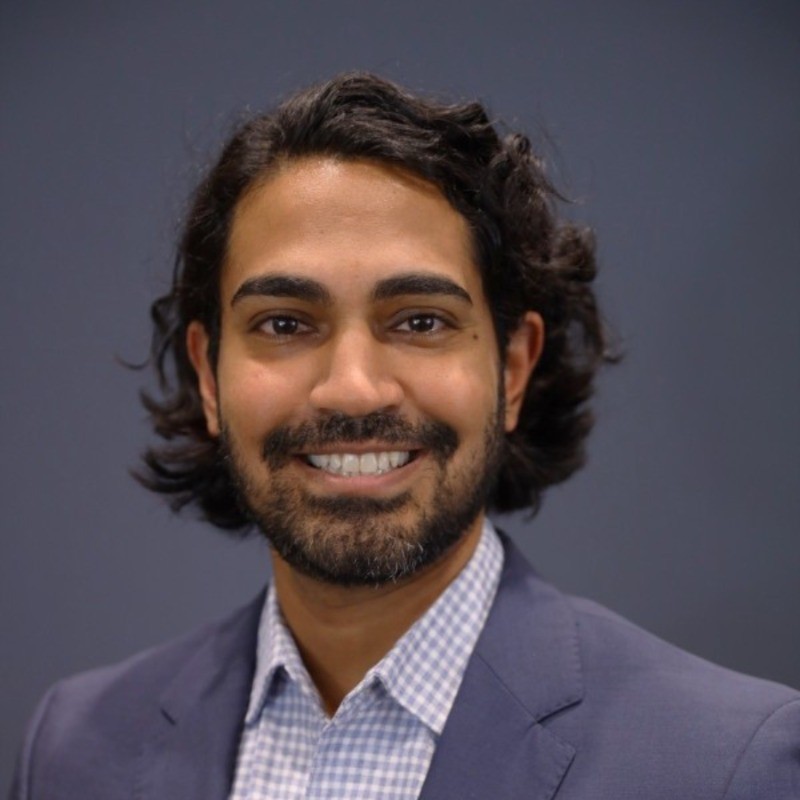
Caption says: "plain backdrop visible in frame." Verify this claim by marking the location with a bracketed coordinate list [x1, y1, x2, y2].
[2, 0, 798, 786]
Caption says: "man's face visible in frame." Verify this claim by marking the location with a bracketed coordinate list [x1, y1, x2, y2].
[188, 157, 540, 586]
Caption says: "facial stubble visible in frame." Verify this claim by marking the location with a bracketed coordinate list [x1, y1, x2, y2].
[219, 398, 506, 587]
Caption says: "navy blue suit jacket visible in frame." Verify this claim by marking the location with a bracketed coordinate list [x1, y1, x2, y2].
[11, 537, 800, 799]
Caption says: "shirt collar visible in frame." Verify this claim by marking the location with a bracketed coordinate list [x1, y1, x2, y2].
[243, 583, 317, 724]
[244, 519, 504, 734]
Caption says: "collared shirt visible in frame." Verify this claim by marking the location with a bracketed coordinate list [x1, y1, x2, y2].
[228, 520, 504, 800]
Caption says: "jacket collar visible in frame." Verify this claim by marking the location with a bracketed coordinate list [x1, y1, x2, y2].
[418, 534, 583, 800]
[140, 590, 263, 800]
[141, 534, 583, 800]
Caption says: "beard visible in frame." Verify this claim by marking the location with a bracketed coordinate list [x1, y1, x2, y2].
[220, 397, 506, 587]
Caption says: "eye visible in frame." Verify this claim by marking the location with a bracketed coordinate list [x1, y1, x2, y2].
[396, 313, 449, 334]
[257, 315, 311, 337]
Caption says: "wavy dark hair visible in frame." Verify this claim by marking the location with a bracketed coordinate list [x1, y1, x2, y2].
[138, 71, 613, 531]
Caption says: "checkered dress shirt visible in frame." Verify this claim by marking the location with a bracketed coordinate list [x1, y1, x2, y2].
[228, 520, 504, 799]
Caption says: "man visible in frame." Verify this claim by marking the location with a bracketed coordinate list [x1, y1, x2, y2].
[11, 73, 799, 799]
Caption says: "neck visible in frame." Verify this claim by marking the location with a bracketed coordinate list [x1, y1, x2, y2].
[270, 518, 484, 716]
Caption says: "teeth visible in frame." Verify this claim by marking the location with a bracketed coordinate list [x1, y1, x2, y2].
[360, 453, 378, 474]
[342, 454, 359, 476]
[306, 451, 411, 476]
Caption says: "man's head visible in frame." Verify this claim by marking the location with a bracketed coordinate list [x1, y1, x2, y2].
[139, 72, 610, 582]
[184, 156, 538, 585]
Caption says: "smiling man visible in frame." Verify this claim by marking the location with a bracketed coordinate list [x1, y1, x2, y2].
[188, 157, 531, 604]
[11, 73, 799, 800]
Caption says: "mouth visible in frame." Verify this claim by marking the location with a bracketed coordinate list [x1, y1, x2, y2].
[300, 450, 419, 477]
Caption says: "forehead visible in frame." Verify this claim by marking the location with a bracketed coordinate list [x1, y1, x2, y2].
[222, 157, 485, 306]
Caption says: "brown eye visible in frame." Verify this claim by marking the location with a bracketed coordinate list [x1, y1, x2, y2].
[259, 315, 308, 337]
[399, 314, 445, 334]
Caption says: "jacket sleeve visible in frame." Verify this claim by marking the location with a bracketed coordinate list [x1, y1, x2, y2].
[723, 698, 800, 799]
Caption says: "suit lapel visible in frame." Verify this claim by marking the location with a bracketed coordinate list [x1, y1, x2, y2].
[135, 537, 582, 800]
[420, 536, 583, 800]
[138, 592, 263, 800]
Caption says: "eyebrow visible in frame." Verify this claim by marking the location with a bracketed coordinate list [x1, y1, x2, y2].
[231, 275, 332, 307]
[371, 273, 473, 305]
[230, 271, 473, 308]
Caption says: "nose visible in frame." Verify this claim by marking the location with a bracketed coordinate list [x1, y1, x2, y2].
[309, 325, 404, 416]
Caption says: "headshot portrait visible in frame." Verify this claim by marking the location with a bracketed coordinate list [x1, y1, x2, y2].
[3, 3, 798, 798]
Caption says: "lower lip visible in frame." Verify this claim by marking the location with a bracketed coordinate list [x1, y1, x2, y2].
[293, 453, 425, 494]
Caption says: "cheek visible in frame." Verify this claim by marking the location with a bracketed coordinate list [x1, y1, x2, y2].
[216, 359, 310, 440]
[409, 357, 499, 431]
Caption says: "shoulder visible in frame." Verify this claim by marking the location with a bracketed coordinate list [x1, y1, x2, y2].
[489, 537, 800, 796]
[565, 595, 800, 797]
[568, 592, 798, 707]
[496, 534, 798, 718]
[41, 591, 261, 727]
[10, 592, 263, 800]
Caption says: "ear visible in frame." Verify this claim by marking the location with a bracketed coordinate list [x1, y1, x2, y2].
[502, 311, 544, 433]
[186, 321, 221, 437]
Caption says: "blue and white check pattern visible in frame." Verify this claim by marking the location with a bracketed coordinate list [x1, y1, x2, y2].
[228, 520, 504, 800]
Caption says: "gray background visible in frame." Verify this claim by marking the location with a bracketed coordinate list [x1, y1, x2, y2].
[2, 0, 798, 785]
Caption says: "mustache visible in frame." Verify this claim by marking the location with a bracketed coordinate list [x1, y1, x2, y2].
[262, 411, 459, 468]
